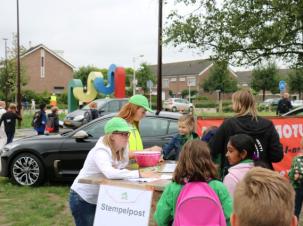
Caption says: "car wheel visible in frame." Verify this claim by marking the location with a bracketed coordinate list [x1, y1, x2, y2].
[172, 106, 177, 112]
[10, 153, 45, 186]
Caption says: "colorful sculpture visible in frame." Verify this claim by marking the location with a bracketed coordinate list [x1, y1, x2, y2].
[68, 64, 126, 112]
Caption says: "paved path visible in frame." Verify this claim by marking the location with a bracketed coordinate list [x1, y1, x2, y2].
[15, 128, 37, 138]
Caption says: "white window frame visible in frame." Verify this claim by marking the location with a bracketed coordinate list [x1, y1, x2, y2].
[40, 49, 45, 78]
[187, 77, 196, 86]
[163, 79, 169, 88]
[170, 77, 177, 82]
[179, 77, 186, 81]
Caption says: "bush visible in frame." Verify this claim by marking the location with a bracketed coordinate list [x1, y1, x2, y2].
[195, 100, 217, 108]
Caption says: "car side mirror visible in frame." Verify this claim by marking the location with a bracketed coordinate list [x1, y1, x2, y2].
[72, 130, 89, 139]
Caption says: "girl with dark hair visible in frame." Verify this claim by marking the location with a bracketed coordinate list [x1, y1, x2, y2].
[154, 140, 232, 226]
[223, 134, 256, 198]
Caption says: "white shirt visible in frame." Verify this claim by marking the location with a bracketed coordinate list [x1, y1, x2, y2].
[71, 136, 139, 204]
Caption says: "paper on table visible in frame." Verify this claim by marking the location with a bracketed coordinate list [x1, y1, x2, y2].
[126, 178, 159, 183]
[126, 174, 172, 183]
[160, 163, 177, 173]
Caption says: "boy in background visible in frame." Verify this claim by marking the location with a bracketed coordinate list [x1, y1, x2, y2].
[231, 167, 297, 226]
[289, 137, 303, 220]
[0, 103, 22, 144]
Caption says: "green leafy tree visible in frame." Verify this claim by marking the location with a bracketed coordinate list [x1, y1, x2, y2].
[251, 63, 279, 101]
[181, 89, 197, 99]
[0, 36, 27, 103]
[202, 61, 238, 93]
[288, 69, 303, 99]
[136, 63, 156, 94]
[124, 67, 134, 88]
[73, 66, 106, 86]
[166, 0, 303, 67]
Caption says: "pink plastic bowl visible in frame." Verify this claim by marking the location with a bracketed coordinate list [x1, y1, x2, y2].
[134, 151, 161, 167]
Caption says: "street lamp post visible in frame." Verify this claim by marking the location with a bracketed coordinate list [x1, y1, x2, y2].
[132, 54, 144, 95]
[3, 38, 8, 106]
[156, 0, 163, 114]
[16, 0, 22, 126]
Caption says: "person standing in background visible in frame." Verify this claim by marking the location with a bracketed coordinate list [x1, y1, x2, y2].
[31, 99, 36, 112]
[46, 106, 59, 133]
[0, 103, 22, 144]
[276, 92, 293, 115]
[33, 103, 47, 135]
[0, 101, 7, 148]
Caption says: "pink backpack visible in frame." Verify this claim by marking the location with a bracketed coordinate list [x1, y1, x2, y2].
[173, 182, 226, 226]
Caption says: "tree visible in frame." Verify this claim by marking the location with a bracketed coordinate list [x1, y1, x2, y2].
[288, 69, 303, 99]
[166, 0, 303, 67]
[124, 67, 134, 88]
[181, 89, 197, 99]
[136, 63, 156, 94]
[0, 36, 27, 103]
[73, 66, 106, 86]
[202, 61, 238, 93]
[251, 63, 279, 101]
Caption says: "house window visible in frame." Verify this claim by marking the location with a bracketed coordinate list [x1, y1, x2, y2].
[179, 77, 186, 81]
[40, 49, 45, 78]
[163, 79, 169, 88]
[187, 77, 196, 86]
[170, 77, 177, 82]
[53, 86, 64, 94]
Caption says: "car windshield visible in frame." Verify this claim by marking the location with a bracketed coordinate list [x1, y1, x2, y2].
[82, 100, 107, 110]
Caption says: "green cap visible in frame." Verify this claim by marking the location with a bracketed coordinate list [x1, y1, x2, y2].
[129, 94, 153, 112]
[104, 117, 131, 134]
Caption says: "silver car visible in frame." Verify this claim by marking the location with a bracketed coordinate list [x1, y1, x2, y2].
[163, 98, 194, 112]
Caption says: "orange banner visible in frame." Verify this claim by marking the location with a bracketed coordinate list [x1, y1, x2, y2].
[197, 117, 303, 176]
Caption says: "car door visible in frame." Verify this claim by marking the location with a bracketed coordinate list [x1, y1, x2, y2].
[56, 119, 109, 178]
[140, 116, 179, 148]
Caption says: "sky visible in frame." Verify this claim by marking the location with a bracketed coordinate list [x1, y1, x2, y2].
[0, 0, 210, 70]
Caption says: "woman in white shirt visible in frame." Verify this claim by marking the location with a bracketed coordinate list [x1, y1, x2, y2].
[69, 117, 156, 226]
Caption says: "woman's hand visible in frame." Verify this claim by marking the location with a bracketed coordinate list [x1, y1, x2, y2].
[139, 171, 160, 178]
[128, 151, 135, 159]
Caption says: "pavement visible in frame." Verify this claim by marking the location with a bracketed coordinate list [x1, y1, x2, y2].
[15, 128, 37, 139]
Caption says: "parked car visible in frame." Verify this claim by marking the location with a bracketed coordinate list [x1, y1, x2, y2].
[282, 106, 303, 116]
[291, 100, 303, 108]
[64, 98, 128, 128]
[260, 98, 280, 107]
[163, 98, 194, 112]
[0, 112, 181, 186]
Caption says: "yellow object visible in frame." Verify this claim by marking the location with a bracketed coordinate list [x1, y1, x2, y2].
[50, 95, 57, 106]
[73, 71, 103, 102]
[128, 124, 143, 152]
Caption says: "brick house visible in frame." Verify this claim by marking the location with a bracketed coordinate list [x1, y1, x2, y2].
[21, 44, 74, 93]
[235, 69, 294, 100]
[149, 59, 238, 99]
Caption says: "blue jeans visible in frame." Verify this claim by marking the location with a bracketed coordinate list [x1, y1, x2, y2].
[6, 131, 14, 144]
[295, 187, 303, 219]
[69, 190, 96, 226]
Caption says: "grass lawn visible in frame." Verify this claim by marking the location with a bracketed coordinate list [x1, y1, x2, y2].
[0, 177, 73, 226]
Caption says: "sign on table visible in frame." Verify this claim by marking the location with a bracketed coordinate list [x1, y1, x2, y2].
[94, 184, 153, 226]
